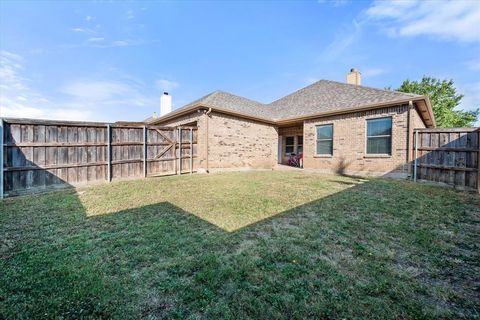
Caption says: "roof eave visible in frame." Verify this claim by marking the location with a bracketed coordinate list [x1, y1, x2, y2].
[149, 96, 436, 128]
[147, 103, 203, 124]
[275, 97, 436, 127]
[148, 103, 276, 125]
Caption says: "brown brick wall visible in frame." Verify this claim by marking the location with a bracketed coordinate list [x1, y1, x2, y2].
[207, 112, 278, 170]
[157, 104, 428, 176]
[158, 110, 278, 171]
[303, 105, 411, 177]
[412, 106, 427, 129]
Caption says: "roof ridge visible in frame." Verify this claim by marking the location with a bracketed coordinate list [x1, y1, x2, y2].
[321, 79, 421, 97]
[268, 80, 330, 105]
[212, 90, 266, 105]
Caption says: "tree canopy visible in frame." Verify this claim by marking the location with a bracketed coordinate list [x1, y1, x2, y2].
[396, 77, 478, 128]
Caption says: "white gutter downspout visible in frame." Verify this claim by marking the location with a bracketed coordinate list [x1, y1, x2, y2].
[407, 100, 414, 176]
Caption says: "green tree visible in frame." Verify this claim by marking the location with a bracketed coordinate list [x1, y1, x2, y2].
[396, 76, 478, 128]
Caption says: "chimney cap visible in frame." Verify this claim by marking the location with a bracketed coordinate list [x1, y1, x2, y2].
[163, 92, 169, 95]
[350, 68, 359, 73]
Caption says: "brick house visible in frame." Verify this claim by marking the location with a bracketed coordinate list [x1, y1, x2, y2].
[147, 69, 435, 177]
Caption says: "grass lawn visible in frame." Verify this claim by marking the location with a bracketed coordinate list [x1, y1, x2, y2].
[1, 171, 479, 319]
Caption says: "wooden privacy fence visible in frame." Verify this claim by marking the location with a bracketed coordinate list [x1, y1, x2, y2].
[0, 118, 198, 198]
[413, 128, 479, 192]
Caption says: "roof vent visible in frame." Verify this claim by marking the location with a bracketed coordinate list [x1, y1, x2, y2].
[346, 68, 361, 85]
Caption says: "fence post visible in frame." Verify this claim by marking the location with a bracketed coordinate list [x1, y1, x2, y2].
[0, 119, 4, 200]
[413, 130, 418, 182]
[107, 124, 111, 182]
[190, 128, 193, 175]
[143, 126, 147, 178]
[477, 129, 480, 193]
[178, 128, 182, 175]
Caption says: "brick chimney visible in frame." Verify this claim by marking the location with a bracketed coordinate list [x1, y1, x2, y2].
[346, 68, 361, 85]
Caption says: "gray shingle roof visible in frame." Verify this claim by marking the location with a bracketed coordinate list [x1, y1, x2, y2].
[152, 80, 423, 123]
[268, 80, 421, 119]
[179, 90, 271, 118]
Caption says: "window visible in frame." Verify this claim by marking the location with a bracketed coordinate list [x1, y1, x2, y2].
[366, 117, 392, 155]
[297, 136, 303, 154]
[316, 124, 333, 155]
[285, 136, 295, 154]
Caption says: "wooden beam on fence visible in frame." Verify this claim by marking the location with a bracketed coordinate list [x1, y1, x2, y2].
[155, 128, 175, 144]
[107, 124, 112, 182]
[4, 142, 109, 147]
[5, 162, 108, 171]
[478, 130, 480, 194]
[416, 164, 477, 172]
[178, 128, 182, 175]
[417, 146, 479, 152]
[414, 130, 418, 182]
[190, 128, 193, 175]
[0, 118, 4, 200]
[154, 145, 173, 159]
[143, 126, 147, 178]
[147, 155, 197, 163]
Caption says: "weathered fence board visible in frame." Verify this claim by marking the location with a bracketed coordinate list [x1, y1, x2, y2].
[414, 128, 479, 192]
[1, 118, 198, 197]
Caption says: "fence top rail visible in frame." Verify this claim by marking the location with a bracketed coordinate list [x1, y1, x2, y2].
[414, 127, 479, 133]
[2, 117, 111, 127]
[1, 118, 197, 130]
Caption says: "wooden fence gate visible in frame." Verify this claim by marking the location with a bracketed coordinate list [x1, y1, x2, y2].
[413, 128, 479, 192]
[0, 118, 198, 198]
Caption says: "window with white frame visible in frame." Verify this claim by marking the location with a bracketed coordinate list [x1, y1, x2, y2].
[366, 117, 392, 155]
[316, 124, 333, 155]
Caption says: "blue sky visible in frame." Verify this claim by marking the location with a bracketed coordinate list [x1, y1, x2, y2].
[1, 0, 479, 123]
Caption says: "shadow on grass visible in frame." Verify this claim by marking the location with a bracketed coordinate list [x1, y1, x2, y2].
[1, 178, 479, 319]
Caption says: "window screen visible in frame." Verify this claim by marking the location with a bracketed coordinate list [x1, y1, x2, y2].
[297, 136, 303, 153]
[316, 124, 333, 155]
[285, 136, 295, 154]
[366, 117, 392, 155]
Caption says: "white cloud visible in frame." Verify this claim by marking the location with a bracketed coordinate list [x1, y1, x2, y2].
[365, 0, 480, 42]
[0, 51, 157, 122]
[81, 39, 142, 48]
[0, 50, 27, 91]
[155, 79, 179, 91]
[361, 68, 386, 77]
[87, 37, 105, 42]
[457, 81, 480, 126]
[322, 19, 362, 58]
[0, 51, 94, 120]
[61, 80, 148, 106]
[467, 58, 480, 72]
[0, 102, 92, 121]
[111, 40, 129, 47]
[72, 27, 87, 32]
[318, 0, 350, 7]
[85, 15, 94, 22]
[458, 82, 480, 110]
[126, 10, 135, 20]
